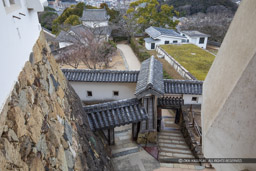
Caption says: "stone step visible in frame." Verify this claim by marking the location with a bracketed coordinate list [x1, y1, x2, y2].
[158, 134, 184, 139]
[158, 136, 185, 141]
[160, 147, 192, 154]
[158, 153, 195, 161]
[164, 121, 175, 124]
[112, 147, 139, 158]
[158, 143, 190, 150]
[158, 139, 186, 145]
[160, 163, 199, 169]
[112, 146, 138, 155]
[158, 132, 183, 137]
[161, 130, 181, 134]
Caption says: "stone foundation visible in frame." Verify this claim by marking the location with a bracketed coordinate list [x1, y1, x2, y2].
[137, 131, 157, 144]
[0, 32, 112, 171]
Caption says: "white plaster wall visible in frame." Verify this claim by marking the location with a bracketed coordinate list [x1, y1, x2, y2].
[193, 37, 208, 49]
[183, 34, 208, 49]
[145, 42, 151, 50]
[82, 21, 108, 28]
[183, 94, 202, 105]
[0, 0, 44, 112]
[59, 42, 72, 48]
[145, 35, 186, 50]
[69, 82, 137, 102]
[156, 35, 185, 45]
[202, 1, 256, 170]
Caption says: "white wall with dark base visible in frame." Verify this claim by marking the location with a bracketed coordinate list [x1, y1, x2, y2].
[69, 82, 137, 103]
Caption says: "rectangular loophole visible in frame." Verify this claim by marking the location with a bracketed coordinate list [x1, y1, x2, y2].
[87, 91, 92, 97]
[113, 91, 119, 96]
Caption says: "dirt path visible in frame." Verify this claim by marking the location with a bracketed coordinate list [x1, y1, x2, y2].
[117, 44, 141, 70]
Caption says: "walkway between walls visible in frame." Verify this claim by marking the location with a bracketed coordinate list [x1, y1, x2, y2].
[117, 44, 141, 70]
[157, 109, 215, 171]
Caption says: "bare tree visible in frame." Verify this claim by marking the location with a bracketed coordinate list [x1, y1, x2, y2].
[55, 25, 116, 69]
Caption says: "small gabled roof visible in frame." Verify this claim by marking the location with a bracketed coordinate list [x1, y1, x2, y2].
[81, 8, 109, 21]
[164, 79, 203, 95]
[135, 56, 164, 98]
[144, 37, 161, 43]
[84, 98, 148, 131]
[145, 26, 186, 39]
[62, 69, 140, 83]
[181, 30, 210, 37]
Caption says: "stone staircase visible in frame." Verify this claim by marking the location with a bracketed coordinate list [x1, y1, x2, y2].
[158, 114, 205, 170]
[158, 129, 195, 161]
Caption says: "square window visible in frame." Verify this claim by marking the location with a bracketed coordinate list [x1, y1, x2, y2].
[113, 91, 119, 96]
[192, 97, 198, 101]
[173, 40, 178, 43]
[87, 91, 92, 97]
[199, 37, 205, 44]
[164, 41, 169, 44]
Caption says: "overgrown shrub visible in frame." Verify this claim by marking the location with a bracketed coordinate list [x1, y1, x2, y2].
[130, 37, 150, 62]
[113, 37, 128, 42]
[138, 37, 144, 45]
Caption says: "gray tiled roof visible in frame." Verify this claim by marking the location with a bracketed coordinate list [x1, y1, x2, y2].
[158, 97, 184, 107]
[56, 25, 111, 44]
[135, 56, 164, 98]
[62, 69, 140, 83]
[145, 26, 186, 39]
[84, 98, 148, 131]
[92, 26, 111, 35]
[181, 30, 210, 37]
[56, 25, 93, 43]
[164, 79, 203, 95]
[81, 8, 109, 21]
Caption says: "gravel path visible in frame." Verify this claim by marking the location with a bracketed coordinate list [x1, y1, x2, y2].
[117, 44, 141, 70]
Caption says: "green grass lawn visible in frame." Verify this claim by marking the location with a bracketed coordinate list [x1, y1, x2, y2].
[160, 44, 215, 80]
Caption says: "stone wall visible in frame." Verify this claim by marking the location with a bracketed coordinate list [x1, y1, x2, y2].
[156, 46, 196, 80]
[0, 32, 113, 171]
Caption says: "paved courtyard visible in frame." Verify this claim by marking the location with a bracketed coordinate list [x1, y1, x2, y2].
[111, 125, 160, 171]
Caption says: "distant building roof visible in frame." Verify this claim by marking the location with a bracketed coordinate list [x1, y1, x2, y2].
[164, 79, 203, 95]
[145, 26, 186, 39]
[56, 25, 111, 43]
[135, 56, 164, 98]
[62, 69, 140, 83]
[144, 37, 160, 43]
[42, 27, 56, 41]
[55, 25, 93, 43]
[181, 30, 210, 37]
[84, 98, 148, 131]
[81, 8, 109, 21]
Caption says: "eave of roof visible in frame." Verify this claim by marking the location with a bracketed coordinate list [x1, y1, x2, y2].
[145, 26, 186, 39]
[62, 69, 140, 83]
[181, 31, 210, 37]
[84, 98, 148, 131]
[164, 79, 203, 95]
